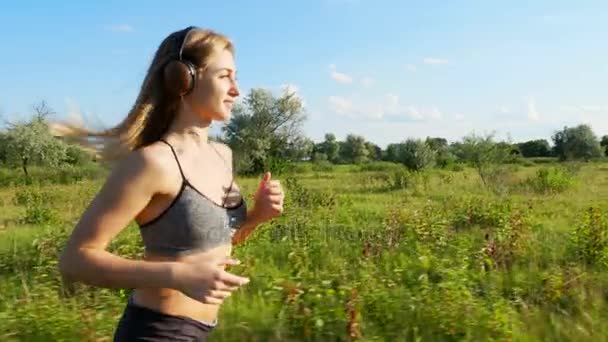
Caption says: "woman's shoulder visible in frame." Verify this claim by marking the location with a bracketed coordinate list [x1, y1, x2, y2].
[107, 141, 181, 190]
[120, 141, 175, 171]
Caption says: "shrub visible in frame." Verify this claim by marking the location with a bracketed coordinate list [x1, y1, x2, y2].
[570, 207, 608, 267]
[311, 160, 334, 173]
[13, 187, 58, 225]
[399, 139, 437, 171]
[358, 161, 403, 173]
[525, 167, 575, 194]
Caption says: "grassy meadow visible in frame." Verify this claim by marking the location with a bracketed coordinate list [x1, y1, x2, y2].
[1, 160, 608, 341]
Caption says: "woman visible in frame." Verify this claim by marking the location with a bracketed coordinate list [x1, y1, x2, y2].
[53, 26, 285, 341]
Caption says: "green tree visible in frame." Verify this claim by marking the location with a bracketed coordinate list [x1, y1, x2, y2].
[383, 143, 400, 162]
[0, 132, 8, 165]
[601, 135, 608, 157]
[517, 139, 552, 158]
[365, 142, 382, 161]
[283, 136, 314, 161]
[63, 144, 94, 165]
[552, 124, 603, 161]
[340, 134, 369, 164]
[3, 102, 68, 178]
[398, 139, 436, 171]
[425, 137, 448, 151]
[425, 137, 456, 168]
[315, 133, 340, 163]
[223, 88, 307, 174]
[455, 133, 511, 187]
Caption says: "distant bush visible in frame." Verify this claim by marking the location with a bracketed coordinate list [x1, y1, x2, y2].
[0, 164, 106, 187]
[552, 124, 603, 161]
[520, 159, 535, 167]
[570, 207, 608, 267]
[528, 157, 558, 164]
[389, 169, 421, 190]
[284, 177, 337, 209]
[399, 139, 437, 171]
[590, 157, 608, 163]
[13, 187, 58, 225]
[435, 150, 458, 169]
[524, 167, 576, 194]
[453, 133, 514, 190]
[444, 163, 465, 172]
[358, 161, 403, 173]
[262, 156, 294, 176]
[452, 196, 515, 230]
[63, 145, 93, 165]
[312, 152, 328, 162]
[288, 162, 313, 174]
[311, 160, 334, 172]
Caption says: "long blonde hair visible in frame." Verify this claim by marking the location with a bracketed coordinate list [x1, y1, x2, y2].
[50, 27, 234, 161]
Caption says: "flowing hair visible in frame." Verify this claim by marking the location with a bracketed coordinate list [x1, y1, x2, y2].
[50, 27, 234, 161]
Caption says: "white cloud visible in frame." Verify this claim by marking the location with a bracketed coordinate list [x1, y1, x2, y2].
[423, 57, 449, 65]
[327, 93, 445, 122]
[329, 64, 353, 84]
[580, 105, 605, 112]
[360, 77, 374, 87]
[405, 64, 417, 72]
[386, 93, 399, 108]
[560, 105, 608, 112]
[328, 96, 353, 115]
[429, 107, 443, 120]
[453, 113, 465, 121]
[403, 106, 424, 121]
[527, 97, 540, 122]
[559, 105, 578, 112]
[499, 106, 510, 114]
[105, 24, 134, 33]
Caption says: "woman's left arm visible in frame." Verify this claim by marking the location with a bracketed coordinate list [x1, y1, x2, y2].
[232, 171, 284, 245]
[215, 143, 284, 245]
[231, 209, 264, 245]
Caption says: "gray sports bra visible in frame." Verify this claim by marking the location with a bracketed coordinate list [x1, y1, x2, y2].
[137, 139, 248, 257]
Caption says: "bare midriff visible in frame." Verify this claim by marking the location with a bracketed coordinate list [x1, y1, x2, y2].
[132, 243, 233, 324]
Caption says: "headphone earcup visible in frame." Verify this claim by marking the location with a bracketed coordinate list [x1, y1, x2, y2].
[163, 60, 196, 96]
[182, 60, 197, 93]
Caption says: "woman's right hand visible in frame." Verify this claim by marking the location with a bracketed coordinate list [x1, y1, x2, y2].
[172, 255, 250, 305]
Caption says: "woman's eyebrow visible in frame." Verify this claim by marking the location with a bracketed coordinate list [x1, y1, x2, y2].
[215, 67, 236, 74]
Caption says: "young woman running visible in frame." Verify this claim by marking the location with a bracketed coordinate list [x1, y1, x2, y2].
[53, 26, 285, 341]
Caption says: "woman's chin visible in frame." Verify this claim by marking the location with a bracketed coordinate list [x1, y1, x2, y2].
[212, 111, 231, 123]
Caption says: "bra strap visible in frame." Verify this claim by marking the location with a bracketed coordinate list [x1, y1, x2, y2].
[158, 139, 187, 182]
[222, 178, 235, 207]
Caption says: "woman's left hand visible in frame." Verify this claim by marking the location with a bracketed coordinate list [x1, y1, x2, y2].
[251, 171, 284, 224]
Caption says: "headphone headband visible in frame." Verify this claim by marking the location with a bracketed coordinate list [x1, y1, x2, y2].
[166, 26, 198, 96]
[178, 26, 197, 61]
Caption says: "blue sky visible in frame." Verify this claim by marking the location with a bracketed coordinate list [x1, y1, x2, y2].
[1, 0, 607, 147]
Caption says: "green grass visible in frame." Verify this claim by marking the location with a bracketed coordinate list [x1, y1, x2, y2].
[1, 162, 608, 341]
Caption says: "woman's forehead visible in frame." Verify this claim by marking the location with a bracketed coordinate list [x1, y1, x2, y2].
[206, 50, 236, 72]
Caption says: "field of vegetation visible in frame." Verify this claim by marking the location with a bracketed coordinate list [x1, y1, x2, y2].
[1, 159, 608, 341]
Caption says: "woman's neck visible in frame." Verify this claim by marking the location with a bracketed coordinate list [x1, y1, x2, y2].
[166, 104, 213, 148]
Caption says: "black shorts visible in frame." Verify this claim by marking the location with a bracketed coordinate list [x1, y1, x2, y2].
[113, 295, 217, 341]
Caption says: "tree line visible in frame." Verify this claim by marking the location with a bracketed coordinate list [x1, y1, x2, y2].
[1, 90, 607, 177]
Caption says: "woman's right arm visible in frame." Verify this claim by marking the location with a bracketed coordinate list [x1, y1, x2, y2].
[58, 148, 180, 289]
